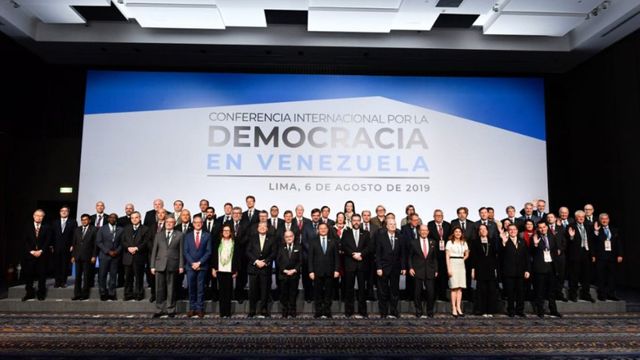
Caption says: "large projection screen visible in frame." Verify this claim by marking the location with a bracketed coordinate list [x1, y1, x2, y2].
[78, 71, 547, 220]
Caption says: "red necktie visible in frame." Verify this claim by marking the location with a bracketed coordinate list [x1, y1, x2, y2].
[422, 238, 428, 258]
[195, 231, 201, 249]
[298, 220, 302, 231]
[438, 224, 443, 239]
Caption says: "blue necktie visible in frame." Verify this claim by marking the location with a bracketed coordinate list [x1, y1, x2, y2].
[321, 237, 327, 254]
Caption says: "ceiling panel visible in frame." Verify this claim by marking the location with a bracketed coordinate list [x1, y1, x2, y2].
[309, 0, 402, 10]
[216, 0, 267, 27]
[19, 0, 111, 24]
[392, 0, 439, 31]
[308, 9, 396, 33]
[502, 0, 603, 14]
[125, 3, 225, 29]
[484, 13, 586, 36]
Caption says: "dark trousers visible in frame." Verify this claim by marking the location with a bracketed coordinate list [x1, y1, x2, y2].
[146, 258, 156, 298]
[301, 258, 314, 301]
[280, 276, 299, 316]
[218, 272, 234, 317]
[124, 262, 145, 299]
[596, 260, 617, 298]
[533, 272, 557, 315]
[377, 269, 400, 317]
[314, 275, 334, 317]
[474, 278, 498, 315]
[569, 250, 592, 298]
[366, 258, 377, 299]
[414, 277, 435, 316]
[234, 246, 248, 300]
[52, 249, 70, 286]
[117, 261, 125, 287]
[23, 258, 47, 297]
[155, 270, 177, 314]
[186, 269, 206, 311]
[249, 273, 271, 316]
[555, 255, 567, 296]
[344, 270, 368, 316]
[503, 276, 524, 315]
[74, 260, 92, 298]
[98, 255, 119, 296]
[436, 254, 448, 300]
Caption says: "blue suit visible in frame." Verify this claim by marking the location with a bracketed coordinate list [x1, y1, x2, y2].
[183, 230, 212, 312]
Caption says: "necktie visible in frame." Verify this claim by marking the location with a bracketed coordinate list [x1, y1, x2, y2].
[234, 222, 239, 236]
[563, 220, 568, 227]
[35, 224, 40, 238]
[354, 230, 359, 247]
[313, 223, 318, 234]
[272, 218, 277, 229]
[195, 231, 201, 249]
[249, 210, 253, 219]
[322, 237, 327, 254]
[579, 224, 588, 249]
[167, 231, 172, 245]
[82, 226, 87, 238]
[365, 223, 369, 232]
[97, 215, 102, 228]
[550, 225, 556, 235]
[183, 224, 187, 232]
[288, 244, 292, 257]
[413, 227, 417, 239]
[422, 238, 428, 258]
[61, 220, 66, 233]
[298, 219, 303, 231]
[260, 236, 265, 251]
[543, 235, 549, 249]
[157, 222, 163, 233]
[390, 235, 395, 250]
[111, 225, 116, 242]
[604, 227, 611, 239]
[461, 222, 466, 232]
[226, 216, 230, 223]
[438, 224, 444, 239]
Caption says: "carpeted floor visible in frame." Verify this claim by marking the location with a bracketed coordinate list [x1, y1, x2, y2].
[1, 313, 640, 358]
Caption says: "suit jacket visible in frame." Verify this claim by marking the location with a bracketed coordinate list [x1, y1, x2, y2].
[301, 222, 322, 256]
[502, 217, 525, 231]
[183, 230, 212, 270]
[529, 233, 558, 274]
[202, 217, 218, 235]
[242, 209, 261, 225]
[24, 223, 52, 260]
[96, 224, 124, 259]
[370, 217, 386, 230]
[176, 222, 193, 234]
[117, 215, 132, 227]
[470, 237, 498, 281]
[151, 230, 184, 272]
[450, 219, 477, 241]
[308, 234, 340, 277]
[427, 220, 451, 243]
[400, 224, 420, 248]
[475, 220, 499, 240]
[500, 237, 530, 278]
[276, 222, 300, 246]
[210, 238, 240, 273]
[407, 237, 438, 280]
[227, 219, 250, 248]
[548, 223, 567, 256]
[320, 217, 336, 227]
[593, 226, 623, 261]
[292, 217, 311, 234]
[341, 227, 371, 272]
[72, 225, 97, 261]
[518, 214, 541, 225]
[90, 213, 107, 229]
[375, 231, 406, 274]
[51, 218, 76, 252]
[276, 243, 302, 280]
[121, 224, 153, 266]
[216, 214, 232, 227]
[567, 222, 593, 260]
[246, 233, 277, 275]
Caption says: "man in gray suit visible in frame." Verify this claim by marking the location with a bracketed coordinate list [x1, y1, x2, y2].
[150, 216, 184, 318]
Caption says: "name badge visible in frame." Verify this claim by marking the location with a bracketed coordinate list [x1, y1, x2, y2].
[605, 240, 612, 252]
[439, 240, 445, 251]
[543, 249, 552, 263]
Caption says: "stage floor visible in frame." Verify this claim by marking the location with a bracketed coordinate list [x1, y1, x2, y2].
[1, 312, 639, 358]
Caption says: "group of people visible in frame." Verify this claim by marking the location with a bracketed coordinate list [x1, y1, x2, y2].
[22, 197, 623, 319]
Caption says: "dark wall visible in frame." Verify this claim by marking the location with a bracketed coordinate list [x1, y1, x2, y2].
[546, 30, 640, 287]
[1, 28, 639, 288]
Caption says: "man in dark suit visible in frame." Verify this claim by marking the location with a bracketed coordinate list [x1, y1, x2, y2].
[216, 202, 233, 226]
[196, 199, 209, 221]
[535, 199, 548, 221]
[268, 205, 285, 240]
[277, 230, 302, 318]
[518, 202, 541, 224]
[362, 210, 379, 301]
[567, 210, 595, 302]
[176, 209, 193, 234]
[500, 224, 531, 317]
[183, 216, 212, 318]
[246, 222, 277, 318]
[400, 213, 420, 301]
[592, 213, 623, 301]
[22, 209, 52, 301]
[476, 207, 499, 241]
[228, 206, 250, 302]
[292, 205, 311, 242]
[151, 216, 184, 318]
[242, 195, 260, 225]
[71, 214, 97, 301]
[121, 211, 152, 301]
[320, 206, 335, 226]
[530, 222, 562, 318]
[278, 210, 300, 245]
[408, 224, 438, 318]
[203, 206, 218, 236]
[143, 199, 171, 229]
[308, 222, 340, 318]
[341, 214, 371, 318]
[584, 204, 596, 224]
[301, 208, 322, 302]
[117, 203, 135, 227]
[547, 213, 568, 301]
[502, 205, 525, 231]
[427, 209, 451, 301]
[90, 201, 107, 229]
[96, 213, 123, 301]
[376, 219, 406, 318]
[51, 206, 76, 288]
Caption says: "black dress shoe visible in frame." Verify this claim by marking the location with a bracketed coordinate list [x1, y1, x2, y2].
[37, 295, 45, 301]
[607, 295, 620, 301]
[22, 294, 35, 302]
[152, 312, 166, 318]
[598, 296, 607, 301]
[427, 313, 434, 318]
[507, 313, 515, 318]
[581, 296, 596, 303]
[550, 311, 563, 318]
[100, 295, 108, 301]
[71, 296, 82, 301]
[537, 313, 545, 318]
[517, 313, 526, 318]
[109, 295, 118, 301]
[569, 296, 578, 302]
[149, 296, 156, 303]
[168, 313, 176, 318]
